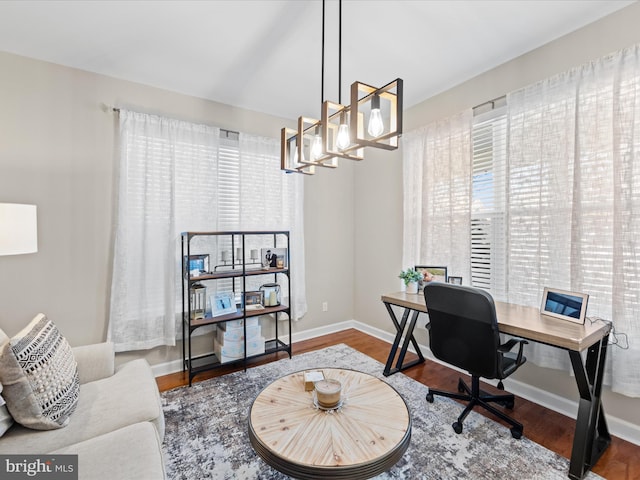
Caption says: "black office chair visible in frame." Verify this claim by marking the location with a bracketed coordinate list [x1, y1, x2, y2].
[423, 282, 528, 439]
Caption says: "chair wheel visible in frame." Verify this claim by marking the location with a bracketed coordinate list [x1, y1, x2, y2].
[426, 392, 434, 403]
[498, 399, 515, 409]
[452, 422, 463, 434]
[510, 427, 523, 439]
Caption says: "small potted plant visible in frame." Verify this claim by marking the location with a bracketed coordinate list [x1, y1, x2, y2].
[399, 268, 422, 294]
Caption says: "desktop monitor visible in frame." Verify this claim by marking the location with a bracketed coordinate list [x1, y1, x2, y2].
[540, 287, 589, 325]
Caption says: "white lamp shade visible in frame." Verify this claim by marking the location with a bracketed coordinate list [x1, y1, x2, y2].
[0, 203, 38, 255]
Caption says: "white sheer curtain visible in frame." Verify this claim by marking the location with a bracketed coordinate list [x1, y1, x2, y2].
[109, 111, 306, 352]
[109, 111, 219, 351]
[506, 45, 640, 396]
[402, 44, 640, 397]
[238, 134, 307, 321]
[403, 111, 472, 280]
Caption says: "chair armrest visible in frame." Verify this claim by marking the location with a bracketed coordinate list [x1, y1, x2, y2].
[498, 338, 528, 366]
[72, 342, 115, 384]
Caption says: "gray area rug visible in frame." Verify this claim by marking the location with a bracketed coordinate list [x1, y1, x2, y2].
[161, 344, 602, 479]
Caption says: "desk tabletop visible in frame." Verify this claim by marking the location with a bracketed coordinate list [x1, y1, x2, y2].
[381, 291, 611, 352]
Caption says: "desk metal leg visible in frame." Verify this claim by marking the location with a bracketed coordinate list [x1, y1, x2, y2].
[568, 335, 611, 480]
[383, 302, 425, 376]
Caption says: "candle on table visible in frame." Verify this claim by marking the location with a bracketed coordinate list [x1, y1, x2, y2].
[315, 379, 342, 408]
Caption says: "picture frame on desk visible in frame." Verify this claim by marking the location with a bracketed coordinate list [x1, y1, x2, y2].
[415, 265, 448, 285]
[540, 287, 589, 325]
[448, 276, 463, 285]
[211, 292, 236, 317]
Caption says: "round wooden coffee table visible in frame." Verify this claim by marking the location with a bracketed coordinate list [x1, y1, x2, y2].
[248, 368, 411, 480]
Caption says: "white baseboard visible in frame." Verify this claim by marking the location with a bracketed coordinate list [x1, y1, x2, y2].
[150, 320, 356, 378]
[151, 319, 640, 446]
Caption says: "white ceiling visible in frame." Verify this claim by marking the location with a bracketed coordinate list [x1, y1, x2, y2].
[0, 0, 635, 120]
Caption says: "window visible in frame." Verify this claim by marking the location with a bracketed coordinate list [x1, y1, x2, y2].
[404, 44, 640, 395]
[470, 102, 507, 300]
[109, 111, 306, 352]
[213, 131, 240, 293]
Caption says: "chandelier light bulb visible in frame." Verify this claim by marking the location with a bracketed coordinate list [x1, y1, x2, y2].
[336, 110, 350, 150]
[311, 131, 323, 160]
[336, 124, 350, 150]
[336, 110, 351, 150]
[367, 94, 384, 137]
[292, 143, 299, 164]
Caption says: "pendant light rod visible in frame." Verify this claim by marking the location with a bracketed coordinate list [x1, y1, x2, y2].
[338, 0, 342, 104]
[321, 0, 325, 104]
[280, 0, 403, 174]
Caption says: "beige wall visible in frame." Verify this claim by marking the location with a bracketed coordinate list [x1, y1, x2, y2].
[0, 50, 355, 367]
[354, 2, 640, 431]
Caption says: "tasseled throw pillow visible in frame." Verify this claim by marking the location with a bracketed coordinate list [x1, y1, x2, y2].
[0, 314, 79, 430]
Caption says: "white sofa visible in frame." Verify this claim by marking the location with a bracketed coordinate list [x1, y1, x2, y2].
[0, 342, 166, 480]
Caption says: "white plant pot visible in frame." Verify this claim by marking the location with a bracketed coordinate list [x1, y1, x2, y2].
[406, 281, 418, 294]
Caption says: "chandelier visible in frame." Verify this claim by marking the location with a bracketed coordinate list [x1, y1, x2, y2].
[281, 0, 403, 175]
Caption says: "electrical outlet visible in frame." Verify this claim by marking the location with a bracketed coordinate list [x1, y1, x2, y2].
[322, 302, 328, 312]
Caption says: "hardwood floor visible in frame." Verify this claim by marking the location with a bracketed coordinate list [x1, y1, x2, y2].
[156, 329, 639, 479]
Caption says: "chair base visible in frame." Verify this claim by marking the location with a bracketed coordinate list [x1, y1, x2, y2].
[426, 376, 523, 439]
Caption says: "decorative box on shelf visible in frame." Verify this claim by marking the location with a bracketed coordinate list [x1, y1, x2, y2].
[225, 316, 260, 329]
[214, 337, 266, 363]
[216, 322, 262, 343]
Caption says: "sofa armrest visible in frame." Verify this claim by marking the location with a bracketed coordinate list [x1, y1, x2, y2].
[72, 342, 115, 384]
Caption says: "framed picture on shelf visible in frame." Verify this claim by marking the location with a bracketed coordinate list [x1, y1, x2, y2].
[415, 265, 448, 285]
[185, 254, 210, 277]
[244, 291, 265, 311]
[448, 276, 463, 285]
[261, 248, 288, 268]
[211, 292, 236, 317]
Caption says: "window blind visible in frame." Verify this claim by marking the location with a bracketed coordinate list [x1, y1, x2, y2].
[471, 105, 508, 300]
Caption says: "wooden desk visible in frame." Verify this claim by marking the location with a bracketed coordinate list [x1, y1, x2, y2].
[381, 291, 612, 480]
[248, 368, 411, 479]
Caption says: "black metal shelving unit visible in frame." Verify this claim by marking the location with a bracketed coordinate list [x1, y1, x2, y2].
[181, 230, 292, 385]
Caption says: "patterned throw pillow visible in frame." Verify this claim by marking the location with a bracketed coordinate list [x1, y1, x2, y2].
[0, 314, 80, 430]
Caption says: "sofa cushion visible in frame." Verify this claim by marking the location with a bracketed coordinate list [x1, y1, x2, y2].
[0, 358, 163, 454]
[52, 422, 166, 480]
[72, 343, 115, 384]
[0, 314, 79, 430]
